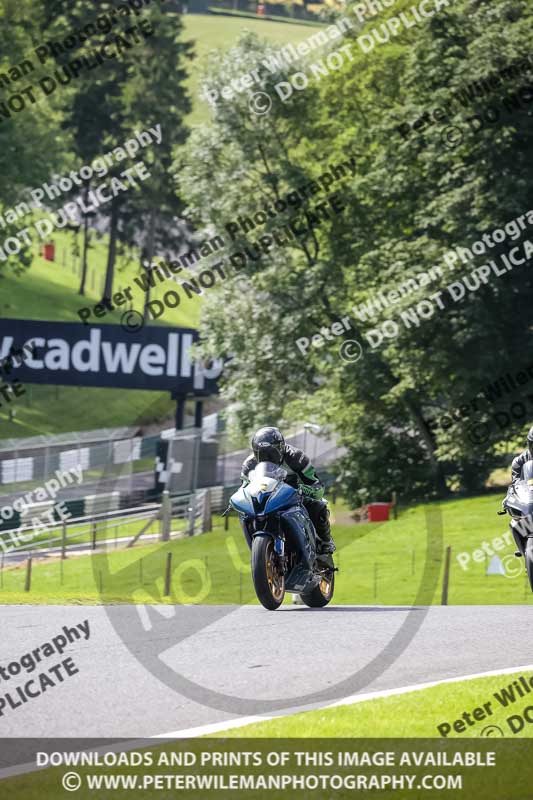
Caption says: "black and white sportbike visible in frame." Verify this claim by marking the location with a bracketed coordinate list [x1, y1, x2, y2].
[499, 459, 533, 591]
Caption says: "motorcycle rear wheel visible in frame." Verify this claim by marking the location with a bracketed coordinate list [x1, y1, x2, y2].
[525, 538, 533, 592]
[251, 536, 285, 610]
[301, 570, 335, 608]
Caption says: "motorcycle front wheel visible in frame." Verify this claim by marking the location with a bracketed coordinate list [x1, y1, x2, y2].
[525, 538, 533, 592]
[251, 536, 285, 610]
[301, 569, 335, 608]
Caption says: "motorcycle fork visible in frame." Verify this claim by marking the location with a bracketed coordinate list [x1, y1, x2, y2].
[272, 517, 288, 573]
[511, 521, 526, 555]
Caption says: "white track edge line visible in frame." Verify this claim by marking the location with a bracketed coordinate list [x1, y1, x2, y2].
[154, 663, 533, 738]
[2, 663, 532, 781]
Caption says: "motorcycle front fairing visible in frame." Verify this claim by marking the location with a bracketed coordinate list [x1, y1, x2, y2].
[280, 505, 317, 569]
[503, 461, 533, 556]
[230, 462, 301, 548]
[229, 463, 318, 588]
[505, 460, 533, 520]
[510, 484, 533, 516]
[264, 483, 299, 514]
[230, 485, 255, 517]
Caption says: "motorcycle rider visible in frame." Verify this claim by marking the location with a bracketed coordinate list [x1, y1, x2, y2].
[510, 426, 533, 485]
[507, 426, 533, 557]
[240, 426, 336, 555]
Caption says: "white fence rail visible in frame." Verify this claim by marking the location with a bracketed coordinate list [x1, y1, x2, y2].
[0, 489, 213, 561]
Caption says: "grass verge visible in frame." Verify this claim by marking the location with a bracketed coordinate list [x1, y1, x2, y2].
[0, 492, 529, 605]
[218, 670, 533, 738]
[2, 673, 533, 798]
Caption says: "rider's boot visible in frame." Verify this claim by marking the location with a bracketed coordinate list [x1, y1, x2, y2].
[313, 501, 336, 555]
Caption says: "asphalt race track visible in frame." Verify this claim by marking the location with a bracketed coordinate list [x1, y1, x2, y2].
[2, 604, 533, 750]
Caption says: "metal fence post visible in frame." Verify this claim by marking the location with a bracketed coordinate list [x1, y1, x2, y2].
[164, 552, 172, 596]
[191, 429, 201, 496]
[24, 556, 32, 592]
[188, 494, 196, 537]
[161, 490, 171, 542]
[44, 444, 50, 486]
[61, 521, 67, 559]
[202, 489, 212, 533]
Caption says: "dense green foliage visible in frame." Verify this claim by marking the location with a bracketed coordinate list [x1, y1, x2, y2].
[0, 10, 321, 437]
[0, 0, 193, 295]
[180, 0, 533, 502]
[2, 0, 532, 495]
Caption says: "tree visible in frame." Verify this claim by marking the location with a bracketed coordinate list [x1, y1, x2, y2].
[115, 4, 193, 318]
[0, 0, 66, 277]
[178, 0, 533, 502]
[37, 0, 192, 302]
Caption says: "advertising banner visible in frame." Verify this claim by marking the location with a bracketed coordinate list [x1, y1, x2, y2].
[0, 320, 222, 393]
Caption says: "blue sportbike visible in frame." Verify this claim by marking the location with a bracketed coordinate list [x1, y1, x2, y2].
[230, 461, 335, 610]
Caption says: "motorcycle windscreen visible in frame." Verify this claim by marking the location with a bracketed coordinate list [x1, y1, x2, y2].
[247, 461, 287, 497]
